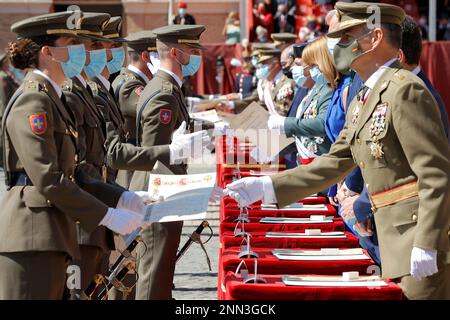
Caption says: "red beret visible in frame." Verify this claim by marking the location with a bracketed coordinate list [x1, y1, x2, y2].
[178, 2, 187, 8]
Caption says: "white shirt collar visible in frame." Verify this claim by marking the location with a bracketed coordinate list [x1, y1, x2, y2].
[412, 66, 421, 75]
[32, 69, 62, 98]
[364, 58, 398, 90]
[75, 74, 87, 88]
[128, 65, 150, 84]
[97, 74, 111, 91]
[158, 67, 183, 88]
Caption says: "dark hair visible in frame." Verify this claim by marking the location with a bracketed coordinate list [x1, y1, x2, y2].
[381, 23, 402, 50]
[129, 50, 141, 63]
[400, 15, 422, 65]
[7, 35, 58, 70]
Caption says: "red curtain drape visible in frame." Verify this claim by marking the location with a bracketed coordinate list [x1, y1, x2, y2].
[193, 41, 450, 122]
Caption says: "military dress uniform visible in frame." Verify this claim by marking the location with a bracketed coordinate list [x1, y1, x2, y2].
[0, 12, 111, 299]
[61, 12, 127, 296]
[0, 54, 20, 168]
[128, 25, 212, 300]
[283, 81, 333, 161]
[111, 31, 157, 188]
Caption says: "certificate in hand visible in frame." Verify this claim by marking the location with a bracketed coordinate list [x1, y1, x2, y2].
[144, 172, 217, 223]
[229, 102, 294, 159]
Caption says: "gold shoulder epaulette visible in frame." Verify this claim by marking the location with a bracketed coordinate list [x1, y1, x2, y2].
[61, 79, 73, 92]
[24, 80, 40, 92]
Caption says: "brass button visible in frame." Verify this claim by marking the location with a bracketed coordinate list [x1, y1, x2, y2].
[359, 161, 365, 169]
[46, 199, 51, 205]
[366, 183, 369, 188]
[74, 155, 78, 162]
[357, 138, 361, 144]
[412, 214, 418, 222]
[76, 220, 80, 225]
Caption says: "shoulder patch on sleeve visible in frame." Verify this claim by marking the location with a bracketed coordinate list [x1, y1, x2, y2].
[135, 86, 145, 96]
[159, 108, 172, 124]
[29, 113, 47, 135]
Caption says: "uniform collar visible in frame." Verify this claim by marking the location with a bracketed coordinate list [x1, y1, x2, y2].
[33, 69, 62, 98]
[412, 66, 421, 75]
[75, 74, 88, 88]
[128, 64, 150, 84]
[97, 74, 111, 91]
[364, 58, 398, 90]
[158, 67, 183, 88]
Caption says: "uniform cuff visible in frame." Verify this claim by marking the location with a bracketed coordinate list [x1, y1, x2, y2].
[261, 176, 277, 205]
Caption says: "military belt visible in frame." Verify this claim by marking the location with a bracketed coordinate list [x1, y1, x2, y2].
[370, 181, 418, 211]
[10, 172, 33, 186]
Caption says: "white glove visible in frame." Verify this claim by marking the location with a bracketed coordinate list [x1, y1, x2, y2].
[213, 121, 231, 136]
[410, 247, 438, 280]
[267, 114, 286, 133]
[100, 208, 143, 235]
[169, 121, 211, 163]
[116, 191, 145, 214]
[224, 176, 276, 207]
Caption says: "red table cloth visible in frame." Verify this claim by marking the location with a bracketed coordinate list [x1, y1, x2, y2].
[221, 272, 403, 300]
[220, 231, 360, 249]
[219, 218, 345, 237]
[220, 203, 337, 222]
[217, 247, 376, 300]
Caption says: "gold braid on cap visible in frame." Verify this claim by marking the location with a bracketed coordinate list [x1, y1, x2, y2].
[177, 39, 200, 44]
[46, 29, 102, 36]
[104, 33, 120, 38]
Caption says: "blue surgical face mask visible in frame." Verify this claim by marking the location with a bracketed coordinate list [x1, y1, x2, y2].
[177, 50, 202, 77]
[58, 44, 86, 79]
[147, 51, 161, 75]
[251, 56, 259, 67]
[9, 65, 25, 83]
[255, 64, 270, 80]
[85, 49, 107, 79]
[291, 65, 308, 87]
[310, 66, 327, 86]
[107, 46, 125, 74]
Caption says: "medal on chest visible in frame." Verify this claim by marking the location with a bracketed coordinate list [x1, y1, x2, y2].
[369, 102, 388, 160]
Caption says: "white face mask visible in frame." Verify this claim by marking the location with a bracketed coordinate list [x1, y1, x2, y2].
[147, 51, 161, 75]
[179, 8, 186, 16]
[326, 37, 340, 56]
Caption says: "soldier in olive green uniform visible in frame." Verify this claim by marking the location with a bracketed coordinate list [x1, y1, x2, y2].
[271, 32, 298, 50]
[0, 12, 143, 300]
[60, 12, 130, 298]
[225, 2, 450, 300]
[0, 53, 21, 168]
[111, 31, 158, 188]
[129, 25, 213, 300]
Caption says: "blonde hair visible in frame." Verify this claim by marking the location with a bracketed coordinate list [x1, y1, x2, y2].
[302, 36, 341, 89]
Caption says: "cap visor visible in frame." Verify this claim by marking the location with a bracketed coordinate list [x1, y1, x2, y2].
[327, 21, 367, 38]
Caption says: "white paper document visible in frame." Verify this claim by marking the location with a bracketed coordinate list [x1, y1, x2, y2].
[260, 204, 328, 211]
[144, 172, 216, 223]
[259, 216, 334, 224]
[273, 248, 370, 261]
[282, 275, 388, 287]
[190, 109, 222, 123]
[265, 231, 347, 239]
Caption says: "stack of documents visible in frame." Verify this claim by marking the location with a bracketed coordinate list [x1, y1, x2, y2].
[281, 275, 388, 287]
[273, 248, 370, 261]
[259, 216, 334, 224]
[265, 231, 347, 239]
[260, 204, 328, 211]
